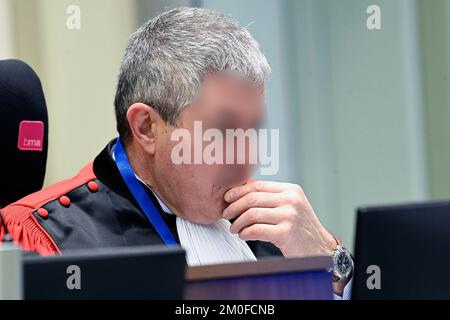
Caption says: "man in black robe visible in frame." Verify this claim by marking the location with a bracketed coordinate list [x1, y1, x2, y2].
[1, 7, 351, 297]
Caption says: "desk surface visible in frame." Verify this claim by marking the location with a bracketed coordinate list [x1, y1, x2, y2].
[186, 255, 332, 281]
[185, 255, 333, 300]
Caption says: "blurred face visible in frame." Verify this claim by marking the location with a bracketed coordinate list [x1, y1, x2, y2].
[152, 71, 265, 224]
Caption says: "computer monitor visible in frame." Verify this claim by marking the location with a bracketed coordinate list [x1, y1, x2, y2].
[24, 245, 186, 299]
[185, 255, 333, 300]
[352, 200, 450, 299]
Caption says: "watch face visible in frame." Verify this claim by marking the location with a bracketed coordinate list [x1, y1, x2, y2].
[336, 251, 351, 277]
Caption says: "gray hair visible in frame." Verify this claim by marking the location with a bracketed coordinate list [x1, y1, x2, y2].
[114, 7, 271, 143]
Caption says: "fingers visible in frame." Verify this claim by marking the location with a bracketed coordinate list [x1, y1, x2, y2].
[224, 180, 288, 203]
[229, 207, 285, 234]
[223, 192, 281, 220]
[237, 223, 282, 244]
[223, 180, 308, 253]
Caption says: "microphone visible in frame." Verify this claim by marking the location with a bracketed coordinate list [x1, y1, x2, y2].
[0, 203, 22, 300]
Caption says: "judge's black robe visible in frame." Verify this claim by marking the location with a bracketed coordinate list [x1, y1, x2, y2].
[1, 139, 282, 258]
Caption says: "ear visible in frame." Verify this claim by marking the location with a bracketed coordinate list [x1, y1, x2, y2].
[126, 103, 162, 155]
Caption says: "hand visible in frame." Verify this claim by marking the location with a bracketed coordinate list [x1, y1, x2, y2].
[223, 180, 337, 257]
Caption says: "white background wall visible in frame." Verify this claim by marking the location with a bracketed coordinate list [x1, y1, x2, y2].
[10, 0, 138, 185]
[0, 0, 14, 58]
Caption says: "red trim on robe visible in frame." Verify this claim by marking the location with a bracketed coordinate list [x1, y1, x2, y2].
[0, 162, 96, 255]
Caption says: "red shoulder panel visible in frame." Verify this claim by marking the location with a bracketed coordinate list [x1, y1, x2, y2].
[0, 162, 96, 255]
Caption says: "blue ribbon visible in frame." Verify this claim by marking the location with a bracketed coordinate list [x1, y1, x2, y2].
[114, 138, 177, 245]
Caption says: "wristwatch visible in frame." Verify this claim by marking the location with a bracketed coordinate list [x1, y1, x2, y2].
[330, 244, 354, 282]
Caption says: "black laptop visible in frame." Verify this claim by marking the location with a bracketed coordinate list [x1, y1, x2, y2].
[24, 245, 186, 299]
[352, 200, 450, 299]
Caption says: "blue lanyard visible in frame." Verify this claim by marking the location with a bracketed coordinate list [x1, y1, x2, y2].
[114, 138, 177, 245]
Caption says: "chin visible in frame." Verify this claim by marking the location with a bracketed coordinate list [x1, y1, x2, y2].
[183, 201, 226, 225]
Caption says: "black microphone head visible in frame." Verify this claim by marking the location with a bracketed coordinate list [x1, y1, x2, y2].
[0, 59, 49, 206]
